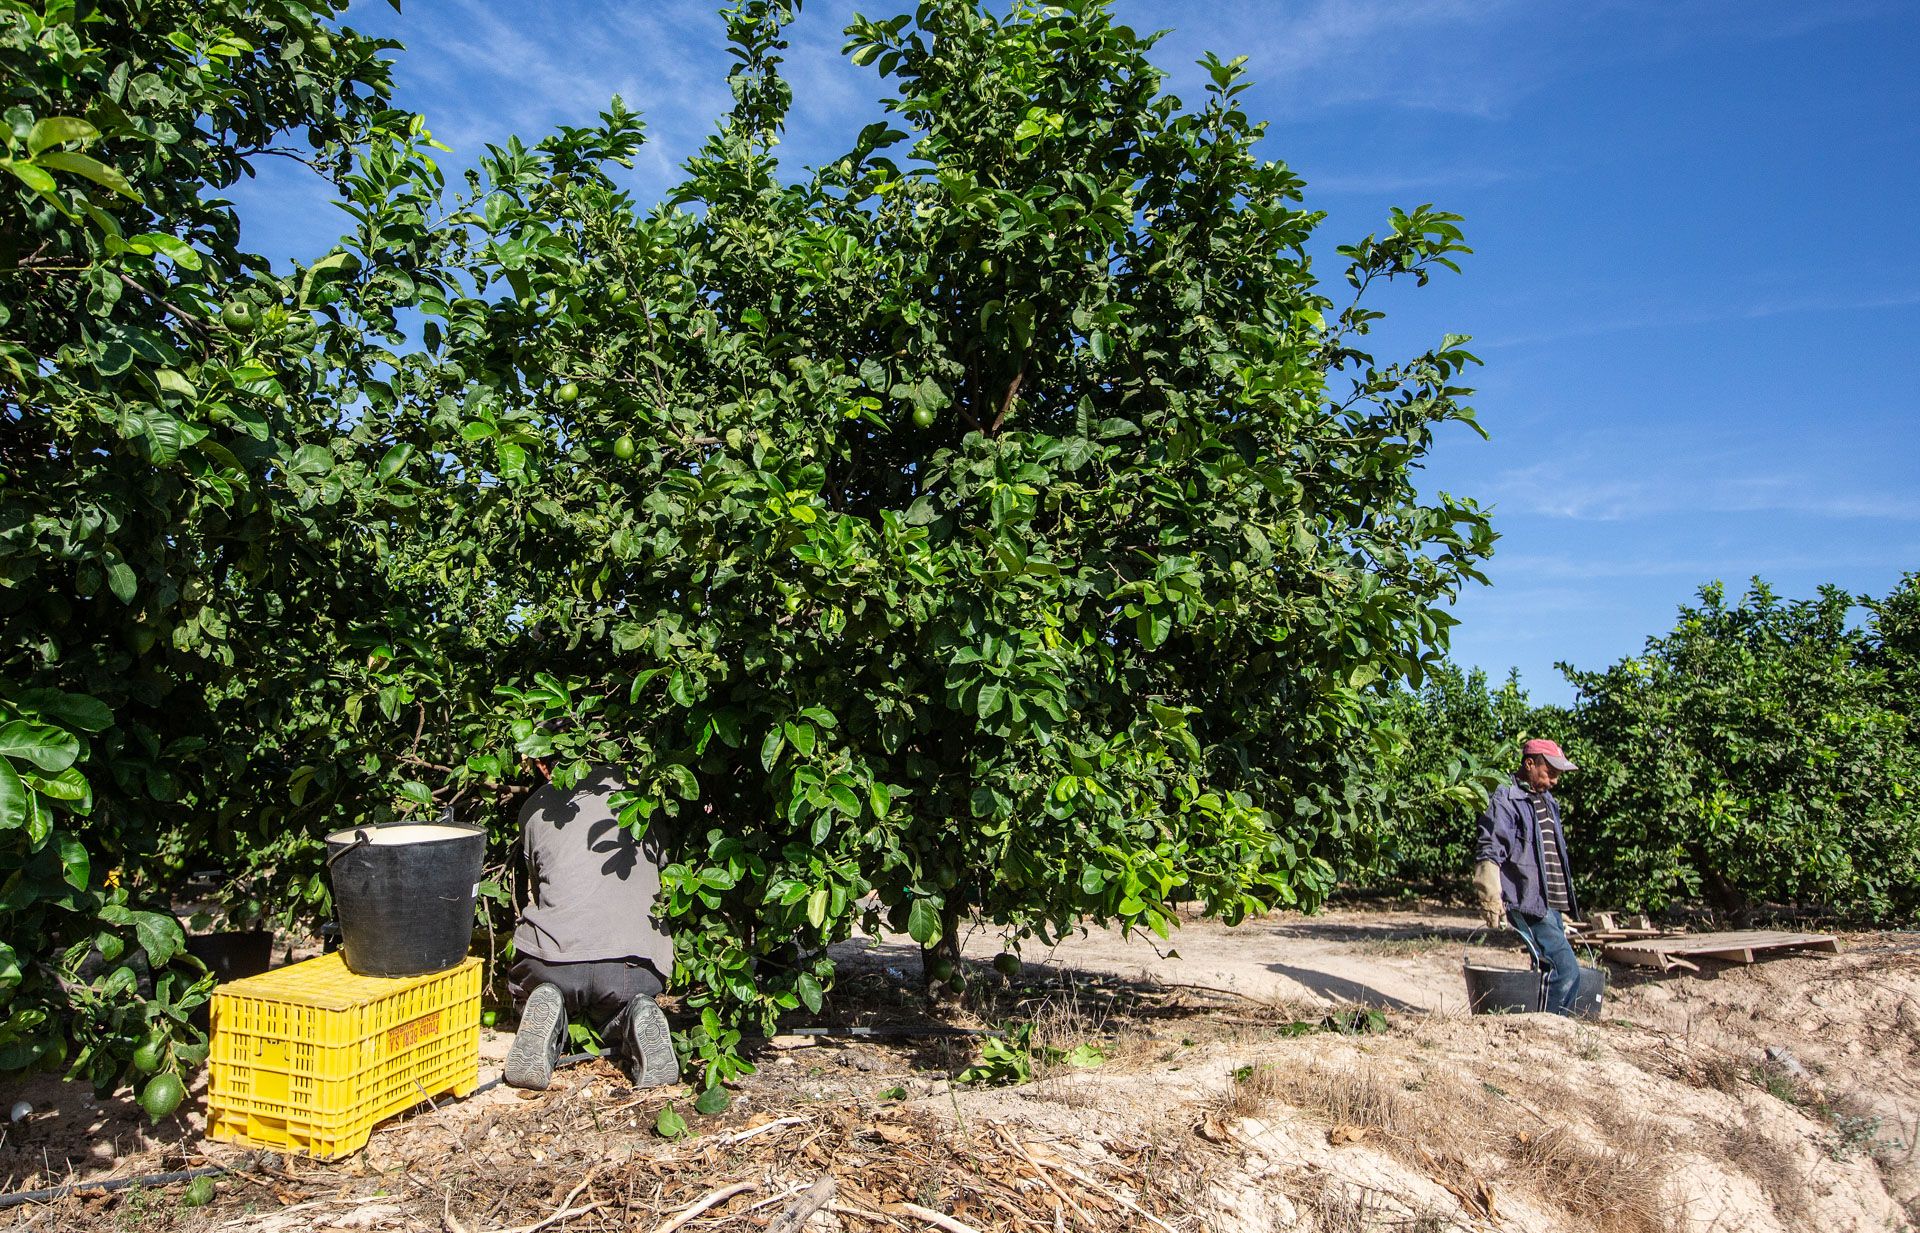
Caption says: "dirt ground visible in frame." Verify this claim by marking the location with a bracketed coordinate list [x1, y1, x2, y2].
[3, 906, 1916, 1232]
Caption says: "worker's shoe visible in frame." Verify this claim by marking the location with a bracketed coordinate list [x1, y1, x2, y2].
[504, 983, 566, 1090]
[620, 995, 678, 1089]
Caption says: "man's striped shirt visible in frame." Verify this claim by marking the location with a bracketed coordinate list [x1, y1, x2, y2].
[1529, 791, 1572, 913]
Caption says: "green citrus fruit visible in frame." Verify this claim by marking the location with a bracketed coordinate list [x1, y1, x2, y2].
[992, 952, 1021, 978]
[607, 285, 629, 305]
[555, 381, 580, 404]
[182, 1175, 216, 1207]
[928, 956, 955, 983]
[612, 434, 637, 461]
[131, 1039, 166, 1074]
[935, 865, 958, 889]
[220, 301, 256, 332]
[912, 405, 937, 430]
[481, 1009, 497, 1027]
[139, 1072, 185, 1123]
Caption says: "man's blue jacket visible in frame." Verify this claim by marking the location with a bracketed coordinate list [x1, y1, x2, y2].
[1473, 777, 1580, 920]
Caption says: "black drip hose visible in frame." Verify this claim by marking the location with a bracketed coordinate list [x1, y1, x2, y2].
[0, 1156, 261, 1212]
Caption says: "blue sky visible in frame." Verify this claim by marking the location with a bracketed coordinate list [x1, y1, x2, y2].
[235, 0, 1919, 703]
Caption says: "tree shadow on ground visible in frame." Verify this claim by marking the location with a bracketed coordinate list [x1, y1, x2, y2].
[1261, 962, 1425, 1012]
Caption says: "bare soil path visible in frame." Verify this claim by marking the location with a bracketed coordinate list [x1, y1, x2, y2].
[4, 907, 1915, 1231]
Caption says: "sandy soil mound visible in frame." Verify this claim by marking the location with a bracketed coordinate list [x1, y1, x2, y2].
[3, 908, 1914, 1231]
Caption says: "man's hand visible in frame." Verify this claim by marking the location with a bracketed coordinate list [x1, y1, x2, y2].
[1472, 860, 1505, 930]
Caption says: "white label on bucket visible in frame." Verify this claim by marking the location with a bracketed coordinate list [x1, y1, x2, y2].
[472, 882, 482, 898]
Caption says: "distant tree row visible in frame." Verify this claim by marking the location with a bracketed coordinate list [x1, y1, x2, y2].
[1354, 575, 1920, 923]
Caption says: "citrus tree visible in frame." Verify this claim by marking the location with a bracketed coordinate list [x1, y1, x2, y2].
[378, 0, 1492, 1078]
[0, 0, 463, 1100]
[1557, 579, 1919, 919]
[1341, 664, 1539, 897]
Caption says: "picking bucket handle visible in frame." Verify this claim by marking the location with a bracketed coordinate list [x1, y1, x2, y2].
[325, 829, 371, 868]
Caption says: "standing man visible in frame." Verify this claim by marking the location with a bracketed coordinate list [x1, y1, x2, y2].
[1472, 738, 1583, 1016]
[504, 758, 679, 1090]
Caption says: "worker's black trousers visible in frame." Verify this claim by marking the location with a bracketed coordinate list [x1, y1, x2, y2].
[507, 954, 666, 1037]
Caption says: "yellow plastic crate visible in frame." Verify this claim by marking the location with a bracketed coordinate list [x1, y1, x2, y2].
[206, 952, 480, 1160]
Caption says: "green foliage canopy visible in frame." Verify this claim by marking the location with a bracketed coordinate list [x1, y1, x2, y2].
[0, 0, 459, 1089]
[376, 0, 1492, 1075]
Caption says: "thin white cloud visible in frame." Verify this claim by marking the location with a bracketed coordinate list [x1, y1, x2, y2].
[1488, 289, 1920, 349]
[1307, 165, 1519, 194]
[1128, 0, 1540, 118]
[1491, 460, 1920, 522]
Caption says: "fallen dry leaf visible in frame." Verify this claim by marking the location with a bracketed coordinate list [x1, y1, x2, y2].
[1195, 1114, 1234, 1144]
[1327, 1125, 1370, 1146]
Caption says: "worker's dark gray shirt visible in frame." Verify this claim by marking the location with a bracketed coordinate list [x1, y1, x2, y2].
[511, 767, 673, 976]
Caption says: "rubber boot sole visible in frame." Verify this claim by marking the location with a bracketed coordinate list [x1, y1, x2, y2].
[624, 998, 678, 1089]
[504, 984, 566, 1090]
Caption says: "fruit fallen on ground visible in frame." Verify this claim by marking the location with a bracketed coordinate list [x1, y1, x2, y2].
[182, 1176, 215, 1207]
[480, 1009, 497, 1027]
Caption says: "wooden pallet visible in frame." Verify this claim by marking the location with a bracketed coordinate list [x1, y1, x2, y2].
[1600, 930, 1840, 973]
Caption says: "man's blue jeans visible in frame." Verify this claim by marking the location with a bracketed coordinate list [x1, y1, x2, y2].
[1508, 907, 1580, 1016]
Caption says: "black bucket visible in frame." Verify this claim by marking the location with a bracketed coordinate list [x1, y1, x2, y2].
[1463, 961, 1545, 1014]
[186, 929, 275, 983]
[1571, 962, 1607, 1018]
[324, 822, 484, 977]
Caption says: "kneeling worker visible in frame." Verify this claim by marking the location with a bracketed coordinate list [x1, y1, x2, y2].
[505, 758, 679, 1089]
[1473, 738, 1583, 1016]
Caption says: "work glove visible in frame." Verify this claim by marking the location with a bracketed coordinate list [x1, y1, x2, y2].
[1472, 860, 1506, 930]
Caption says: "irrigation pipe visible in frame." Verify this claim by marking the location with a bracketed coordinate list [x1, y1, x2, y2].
[0, 1155, 265, 1211]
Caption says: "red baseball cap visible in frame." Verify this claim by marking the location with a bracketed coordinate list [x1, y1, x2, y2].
[1522, 738, 1577, 771]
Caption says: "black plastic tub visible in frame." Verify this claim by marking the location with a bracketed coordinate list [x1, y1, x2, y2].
[324, 822, 484, 977]
[1464, 960, 1608, 1017]
[1572, 962, 1607, 1018]
[185, 929, 274, 983]
[1463, 961, 1545, 1014]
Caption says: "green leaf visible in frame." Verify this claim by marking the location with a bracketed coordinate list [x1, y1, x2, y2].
[34, 150, 139, 199]
[654, 1103, 689, 1139]
[27, 116, 99, 155]
[131, 233, 202, 270]
[6, 162, 57, 195]
[0, 722, 81, 773]
[55, 832, 90, 890]
[693, 1084, 732, 1115]
[0, 760, 27, 830]
[377, 443, 415, 480]
[14, 690, 111, 732]
[759, 727, 785, 772]
[106, 560, 137, 604]
[826, 784, 861, 816]
[131, 911, 184, 967]
[907, 899, 943, 946]
[795, 972, 824, 1014]
[662, 764, 699, 801]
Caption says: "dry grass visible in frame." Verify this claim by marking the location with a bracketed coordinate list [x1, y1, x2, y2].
[1503, 1122, 1676, 1233]
[1214, 1054, 1681, 1233]
[1295, 1174, 1456, 1232]
[1721, 1119, 1814, 1228]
